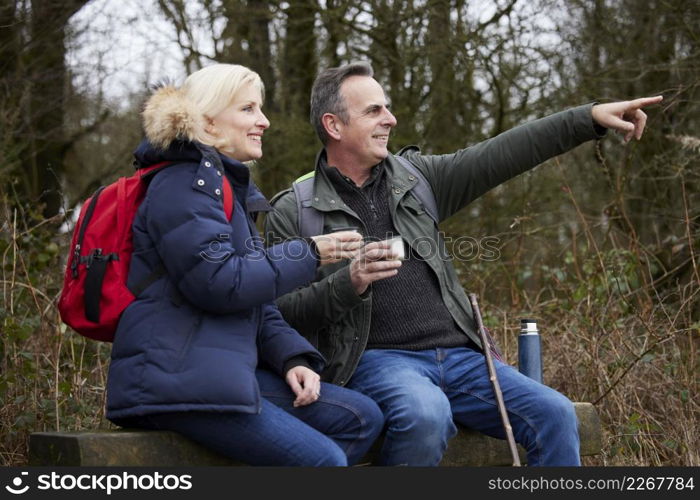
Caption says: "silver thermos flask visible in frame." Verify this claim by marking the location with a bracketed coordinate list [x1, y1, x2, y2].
[518, 318, 542, 383]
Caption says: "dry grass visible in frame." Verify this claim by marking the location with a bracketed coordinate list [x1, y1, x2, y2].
[448, 158, 699, 466]
[1, 198, 114, 466]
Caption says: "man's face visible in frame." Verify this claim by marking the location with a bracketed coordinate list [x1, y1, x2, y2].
[335, 76, 397, 168]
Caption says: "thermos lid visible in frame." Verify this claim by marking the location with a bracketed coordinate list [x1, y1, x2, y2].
[520, 318, 539, 333]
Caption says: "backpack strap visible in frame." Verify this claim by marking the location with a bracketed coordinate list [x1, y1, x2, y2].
[292, 173, 325, 238]
[221, 173, 234, 221]
[137, 161, 172, 180]
[139, 160, 234, 221]
[129, 161, 235, 298]
[393, 155, 440, 224]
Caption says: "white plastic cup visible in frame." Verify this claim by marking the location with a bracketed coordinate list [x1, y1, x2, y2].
[387, 236, 405, 260]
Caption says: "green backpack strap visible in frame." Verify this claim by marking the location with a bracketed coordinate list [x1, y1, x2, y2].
[393, 155, 439, 224]
[291, 172, 324, 238]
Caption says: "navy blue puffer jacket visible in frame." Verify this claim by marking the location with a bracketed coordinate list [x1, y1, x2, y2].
[106, 139, 323, 420]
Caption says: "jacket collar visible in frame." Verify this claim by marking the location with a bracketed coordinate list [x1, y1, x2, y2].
[133, 138, 271, 214]
[309, 147, 421, 212]
[134, 139, 250, 184]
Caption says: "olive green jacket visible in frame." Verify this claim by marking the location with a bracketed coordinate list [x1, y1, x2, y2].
[264, 104, 605, 385]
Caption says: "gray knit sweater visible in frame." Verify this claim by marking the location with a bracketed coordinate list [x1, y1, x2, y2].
[324, 161, 471, 351]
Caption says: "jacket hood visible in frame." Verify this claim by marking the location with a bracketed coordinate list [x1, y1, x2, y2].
[142, 85, 206, 150]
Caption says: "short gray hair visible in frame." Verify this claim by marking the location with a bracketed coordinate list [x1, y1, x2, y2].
[310, 61, 374, 145]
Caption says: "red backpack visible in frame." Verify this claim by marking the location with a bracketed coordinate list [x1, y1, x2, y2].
[58, 161, 234, 342]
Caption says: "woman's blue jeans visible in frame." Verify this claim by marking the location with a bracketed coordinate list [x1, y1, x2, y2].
[114, 369, 384, 466]
[346, 347, 580, 466]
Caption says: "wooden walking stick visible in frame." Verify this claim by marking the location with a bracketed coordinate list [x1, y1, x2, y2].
[468, 293, 521, 467]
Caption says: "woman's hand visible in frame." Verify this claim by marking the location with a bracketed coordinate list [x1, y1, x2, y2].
[285, 366, 322, 407]
[311, 230, 363, 266]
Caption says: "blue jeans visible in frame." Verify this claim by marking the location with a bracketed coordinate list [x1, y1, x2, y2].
[347, 347, 580, 466]
[114, 369, 384, 466]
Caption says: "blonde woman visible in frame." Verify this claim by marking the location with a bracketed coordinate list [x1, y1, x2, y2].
[106, 64, 383, 466]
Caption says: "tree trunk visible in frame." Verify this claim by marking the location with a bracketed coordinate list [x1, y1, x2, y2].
[9, 0, 88, 218]
[281, 0, 317, 118]
[424, 0, 456, 153]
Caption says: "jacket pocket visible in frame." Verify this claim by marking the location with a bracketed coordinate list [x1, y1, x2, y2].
[402, 192, 429, 216]
[401, 195, 439, 236]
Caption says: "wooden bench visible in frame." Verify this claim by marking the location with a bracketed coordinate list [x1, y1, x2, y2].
[29, 402, 601, 466]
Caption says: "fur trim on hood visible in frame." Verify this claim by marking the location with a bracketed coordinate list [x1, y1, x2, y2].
[142, 86, 206, 150]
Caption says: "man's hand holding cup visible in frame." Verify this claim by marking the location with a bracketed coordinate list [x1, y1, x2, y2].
[349, 236, 404, 295]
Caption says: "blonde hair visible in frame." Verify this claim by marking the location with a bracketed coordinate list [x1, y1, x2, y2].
[182, 64, 264, 149]
[142, 63, 264, 151]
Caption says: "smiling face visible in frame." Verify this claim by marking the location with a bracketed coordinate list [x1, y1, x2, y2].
[334, 75, 397, 169]
[210, 82, 270, 162]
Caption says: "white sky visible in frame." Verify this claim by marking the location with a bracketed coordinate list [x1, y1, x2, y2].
[68, 0, 563, 109]
[69, 0, 192, 104]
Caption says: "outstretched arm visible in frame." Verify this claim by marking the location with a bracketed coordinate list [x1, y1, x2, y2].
[591, 96, 663, 142]
[405, 97, 663, 221]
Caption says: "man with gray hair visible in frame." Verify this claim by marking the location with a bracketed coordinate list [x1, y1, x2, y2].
[265, 61, 662, 466]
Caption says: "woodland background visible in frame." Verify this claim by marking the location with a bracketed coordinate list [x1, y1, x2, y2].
[1, 0, 698, 465]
